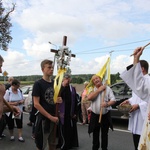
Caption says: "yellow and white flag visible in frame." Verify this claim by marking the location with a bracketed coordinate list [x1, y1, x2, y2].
[96, 57, 111, 85]
[86, 57, 111, 94]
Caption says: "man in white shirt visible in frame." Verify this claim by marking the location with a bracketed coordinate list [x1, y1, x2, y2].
[87, 75, 116, 150]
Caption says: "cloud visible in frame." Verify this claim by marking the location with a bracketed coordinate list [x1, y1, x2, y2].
[70, 54, 132, 75]
[13, 0, 150, 42]
[1, 0, 150, 77]
[111, 55, 132, 74]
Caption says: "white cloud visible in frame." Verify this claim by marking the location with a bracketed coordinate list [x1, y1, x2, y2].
[111, 55, 132, 74]
[70, 54, 133, 75]
[1, 0, 150, 77]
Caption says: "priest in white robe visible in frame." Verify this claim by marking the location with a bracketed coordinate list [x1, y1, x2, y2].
[120, 47, 150, 150]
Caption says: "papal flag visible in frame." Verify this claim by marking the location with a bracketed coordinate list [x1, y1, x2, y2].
[96, 57, 111, 85]
[86, 57, 111, 94]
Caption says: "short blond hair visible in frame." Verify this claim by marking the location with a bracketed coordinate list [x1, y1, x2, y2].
[91, 75, 101, 83]
[40, 59, 53, 69]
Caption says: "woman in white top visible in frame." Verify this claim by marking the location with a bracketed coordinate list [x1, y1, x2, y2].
[4, 79, 25, 142]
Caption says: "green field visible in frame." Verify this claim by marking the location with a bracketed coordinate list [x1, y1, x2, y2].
[0, 81, 34, 85]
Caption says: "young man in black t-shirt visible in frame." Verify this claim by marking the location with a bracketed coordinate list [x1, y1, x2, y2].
[32, 59, 62, 150]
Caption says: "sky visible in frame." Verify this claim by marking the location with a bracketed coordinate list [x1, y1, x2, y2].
[1, 0, 150, 77]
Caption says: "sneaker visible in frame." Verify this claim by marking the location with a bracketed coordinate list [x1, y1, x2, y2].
[27, 122, 32, 126]
[10, 136, 15, 141]
[18, 137, 25, 142]
[31, 135, 35, 140]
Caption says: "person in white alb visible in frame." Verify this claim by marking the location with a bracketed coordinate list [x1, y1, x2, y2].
[120, 60, 149, 150]
[120, 47, 150, 150]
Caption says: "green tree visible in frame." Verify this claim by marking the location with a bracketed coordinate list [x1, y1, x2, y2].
[111, 74, 117, 85]
[76, 77, 83, 84]
[0, 1, 15, 51]
[71, 77, 77, 83]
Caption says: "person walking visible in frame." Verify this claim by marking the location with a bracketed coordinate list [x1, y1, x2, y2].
[32, 59, 62, 150]
[120, 60, 149, 150]
[1, 76, 14, 139]
[87, 75, 116, 150]
[81, 81, 91, 124]
[0, 55, 20, 141]
[57, 73, 79, 150]
[4, 79, 25, 142]
[120, 47, 150, 149]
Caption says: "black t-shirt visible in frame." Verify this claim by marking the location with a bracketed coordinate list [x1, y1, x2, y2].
[32, 78, 55, 115]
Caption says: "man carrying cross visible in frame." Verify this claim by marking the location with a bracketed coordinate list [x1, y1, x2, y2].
[57, 73, 79, 150]
[33, 36, 76, 150]
[32, 59, 62, 150]
[51, 36, 78, 150]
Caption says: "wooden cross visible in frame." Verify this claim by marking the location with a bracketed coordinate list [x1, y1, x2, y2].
[50, 36, 76, 70]
[51, 36, 75, 145]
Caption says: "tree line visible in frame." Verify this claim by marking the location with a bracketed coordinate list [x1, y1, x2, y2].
[0, 72, 121, 85]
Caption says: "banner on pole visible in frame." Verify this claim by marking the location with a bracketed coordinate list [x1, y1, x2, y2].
[86, 57, 111, 94]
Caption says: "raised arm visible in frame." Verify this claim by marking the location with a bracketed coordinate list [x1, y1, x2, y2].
[132, 47, 144, 65]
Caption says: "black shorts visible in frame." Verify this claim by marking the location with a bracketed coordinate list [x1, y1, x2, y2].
[35, 113, 57, 150]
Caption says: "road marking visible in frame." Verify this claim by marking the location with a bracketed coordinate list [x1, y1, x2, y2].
[113, 128, 130, 133]
[77, 122, 130, 133]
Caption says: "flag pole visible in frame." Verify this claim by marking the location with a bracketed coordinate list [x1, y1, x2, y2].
[99, 51, 113, 123]
[99, 82, 107, 123]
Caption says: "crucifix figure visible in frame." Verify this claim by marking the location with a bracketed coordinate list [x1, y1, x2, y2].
[51, 36, 75, 71]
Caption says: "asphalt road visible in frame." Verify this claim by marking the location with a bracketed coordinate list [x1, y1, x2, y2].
[0, 113, 134, 150]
